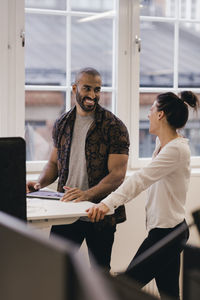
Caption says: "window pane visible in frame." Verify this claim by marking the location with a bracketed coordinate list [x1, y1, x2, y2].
[25, 91, 66, 161]
[181, 120, 200, 156]
[99, 92, 113, 111]
[140, 21, 174, 87]
[25, 0, 66, 10]
[179, 22, 200, 88]
[180, 0, 199, 19]
[139, 92, 200, 158]
[25, 14, 66, 86]
[139, 93, 157, 158]
[71, 16, 113, 87]
[71, 0, 114, 12]
[140, 0, 176, 17]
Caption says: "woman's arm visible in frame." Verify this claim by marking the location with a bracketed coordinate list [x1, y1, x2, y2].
[87, 143, 182, 221]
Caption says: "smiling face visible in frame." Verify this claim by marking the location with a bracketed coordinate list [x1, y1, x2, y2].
[73, 73, 102, 114]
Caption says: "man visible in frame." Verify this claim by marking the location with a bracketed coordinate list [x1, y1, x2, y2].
[27, 67, 130, 270]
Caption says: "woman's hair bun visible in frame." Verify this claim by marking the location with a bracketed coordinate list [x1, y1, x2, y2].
[180, 91, 199, 110]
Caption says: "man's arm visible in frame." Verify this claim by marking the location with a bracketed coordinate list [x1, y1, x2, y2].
[26, 147, 58, 192]
[61, 153, 128, 202]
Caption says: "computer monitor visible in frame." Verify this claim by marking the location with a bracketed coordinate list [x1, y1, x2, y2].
[0, 211, 117, 300]
[105, 272, 163, 300]
[183, 244, 200, 300]
[0, 137, 26, 220]
[0, 210, 173, 300]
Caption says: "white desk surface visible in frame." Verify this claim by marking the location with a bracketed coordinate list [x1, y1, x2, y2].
[27, 198, 96, 220]
[27, 198, 113, 228]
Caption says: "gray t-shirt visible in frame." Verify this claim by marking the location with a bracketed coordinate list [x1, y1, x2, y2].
[65, 113, 94, 191]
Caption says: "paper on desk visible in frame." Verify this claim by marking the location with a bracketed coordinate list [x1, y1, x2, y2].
[27, 198, 114, 220]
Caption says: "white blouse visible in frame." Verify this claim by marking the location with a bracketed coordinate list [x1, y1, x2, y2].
[102, 137, 191, 231]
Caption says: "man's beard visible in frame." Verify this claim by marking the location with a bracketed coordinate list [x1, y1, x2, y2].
[76, 91, 99, 112]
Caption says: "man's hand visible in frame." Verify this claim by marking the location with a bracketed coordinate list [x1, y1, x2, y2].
[61, 187, 90, 202]
[86, 203, 110, 222]
[26, 181, 41, 193]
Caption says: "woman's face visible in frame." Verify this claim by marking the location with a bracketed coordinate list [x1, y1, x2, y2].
[148, 100, 160, 135]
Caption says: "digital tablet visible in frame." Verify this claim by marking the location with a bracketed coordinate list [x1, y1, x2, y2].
[27, 190, 64, 200]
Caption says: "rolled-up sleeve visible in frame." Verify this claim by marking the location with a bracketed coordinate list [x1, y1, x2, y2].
[108, 121, 130, 155]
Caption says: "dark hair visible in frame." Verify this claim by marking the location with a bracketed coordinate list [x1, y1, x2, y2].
[75, 67, 101, 83]
[156, 91, 199, 129]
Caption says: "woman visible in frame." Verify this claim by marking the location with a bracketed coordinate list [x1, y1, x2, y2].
[86, 91, 199, 299]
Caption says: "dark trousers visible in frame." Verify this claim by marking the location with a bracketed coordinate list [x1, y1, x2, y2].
[125, 220, 189, 300]
[50, 220, 116, 270]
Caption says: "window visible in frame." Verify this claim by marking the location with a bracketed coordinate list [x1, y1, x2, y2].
[25, 0, 117, 164]
[1, 0, 200, 174]
[139, 0, 200, 166]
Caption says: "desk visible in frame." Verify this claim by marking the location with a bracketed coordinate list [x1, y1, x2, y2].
[27, 198, 113, 230]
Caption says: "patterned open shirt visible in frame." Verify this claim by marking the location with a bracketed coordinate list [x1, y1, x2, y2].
[52, 104, 130, 226]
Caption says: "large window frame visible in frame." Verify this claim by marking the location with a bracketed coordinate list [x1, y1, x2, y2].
[137, 0, 200, 168]
[25, 1, 119, 172]
[1, 0, 200, 176]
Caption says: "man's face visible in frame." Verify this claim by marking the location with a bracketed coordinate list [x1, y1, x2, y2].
[73, 73, 102, 113]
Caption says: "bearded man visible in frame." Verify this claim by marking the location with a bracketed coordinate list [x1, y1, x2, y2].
[27, 67, 130, 271]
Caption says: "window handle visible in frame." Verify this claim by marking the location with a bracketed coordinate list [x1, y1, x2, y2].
[20, 30, 25, 47]
[135, 35, 141, 52]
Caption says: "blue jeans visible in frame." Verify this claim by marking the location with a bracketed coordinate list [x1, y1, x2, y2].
[125, 220, 189, 299]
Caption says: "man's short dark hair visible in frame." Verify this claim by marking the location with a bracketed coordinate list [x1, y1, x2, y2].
[75, 67, 101, 83]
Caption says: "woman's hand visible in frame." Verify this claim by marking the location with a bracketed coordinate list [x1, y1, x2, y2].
[86, 202, 110, 222]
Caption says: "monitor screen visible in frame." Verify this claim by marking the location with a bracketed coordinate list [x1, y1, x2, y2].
[0, 212, 117, 300]
[0, 137, 26, 220]
[105, 272, 160, 300]
[183, 244, 200, 300]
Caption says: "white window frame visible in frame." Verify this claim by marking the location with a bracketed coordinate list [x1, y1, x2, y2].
[117, 0, 200, 170]
[116, 0, 140, 170]
[1, 0, 200, 176]
[0, 0, 25, 139]
[24, 2, 118, 173]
